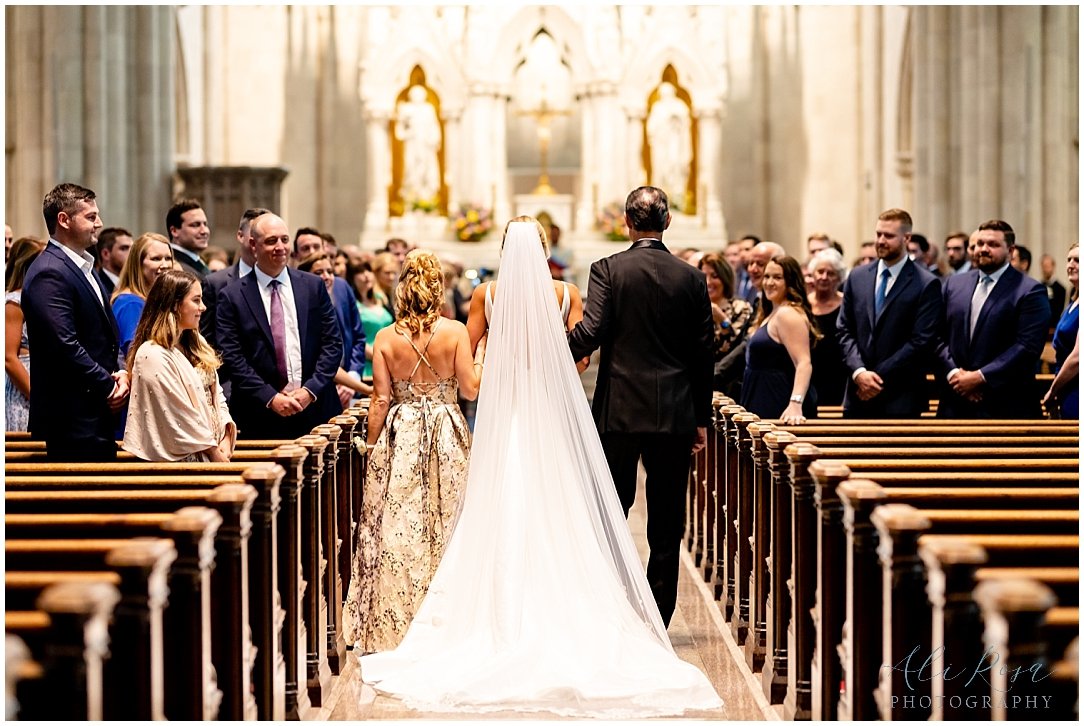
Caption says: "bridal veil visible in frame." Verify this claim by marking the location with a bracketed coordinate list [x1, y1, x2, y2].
[358, 221, 722, 717]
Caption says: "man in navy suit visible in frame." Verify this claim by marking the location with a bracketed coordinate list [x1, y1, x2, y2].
[568, 186, 714, 627]
[216, 212, 343, 439]
[22, 183, 129, 460]
[837, 208, 943, 418]
[292, 225, 367, 404]
[934, 219, 1049, 418]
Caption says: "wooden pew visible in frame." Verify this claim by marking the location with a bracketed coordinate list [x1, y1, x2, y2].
[5, 483, 258, 720]
[919, 538, 1079, 720]
[5, 582, 119, 720]
[873, 504, 1079, 720]
[707, 406, 1078, 719]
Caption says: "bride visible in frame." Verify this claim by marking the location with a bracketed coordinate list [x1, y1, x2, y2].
[356, 218, 722, 717]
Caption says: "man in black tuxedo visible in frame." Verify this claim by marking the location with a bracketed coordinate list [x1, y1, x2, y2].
[568, 186, 714, 627]
[22, 183, 129, 460]
[837, 208, 943, 418]
[216, 212, 343, 439]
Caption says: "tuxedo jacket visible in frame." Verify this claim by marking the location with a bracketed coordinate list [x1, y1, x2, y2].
[836, 258, 943, 417]
[216, 268, 343, 439]
[568, 238, 714, 435]
[173, 246, 210, 279]
[94, 268, 116, 300]
[331, 276, 366, 376]
[22, 243, 123, 459]
[934, 266, 1049, 418]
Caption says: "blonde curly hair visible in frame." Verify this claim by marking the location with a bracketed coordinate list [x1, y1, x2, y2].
[394, 249, 445, 335]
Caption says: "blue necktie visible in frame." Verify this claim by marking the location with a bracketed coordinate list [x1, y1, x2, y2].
[875, 268, 891, 318]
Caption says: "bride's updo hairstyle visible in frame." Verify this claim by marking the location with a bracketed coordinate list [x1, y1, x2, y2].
[395, 249, 444, 335]
[501, 215, 549, 257]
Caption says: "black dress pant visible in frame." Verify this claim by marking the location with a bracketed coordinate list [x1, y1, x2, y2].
[601, 431, 695, 627]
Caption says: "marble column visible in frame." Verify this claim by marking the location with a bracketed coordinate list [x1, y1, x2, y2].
[696, 105, 726, 233]
[362, 106, 393, 234]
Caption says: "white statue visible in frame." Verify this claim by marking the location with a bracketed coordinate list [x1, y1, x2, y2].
[646, 82, 692, 207]
[396, 85, 442, 204]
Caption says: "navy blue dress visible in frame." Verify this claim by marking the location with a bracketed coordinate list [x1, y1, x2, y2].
[1051, 300, 1079, 419]
[740, 324, 817, 420]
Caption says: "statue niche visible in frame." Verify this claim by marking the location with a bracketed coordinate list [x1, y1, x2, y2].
[389, 67, 447, 217]
[643, 66, 697, 214]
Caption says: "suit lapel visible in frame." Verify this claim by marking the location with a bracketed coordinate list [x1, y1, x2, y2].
[49, 245, 116, 333]
[239, 273, 275, 347]
[290, 269, 311, 354]
[971, 267, 1013, 344]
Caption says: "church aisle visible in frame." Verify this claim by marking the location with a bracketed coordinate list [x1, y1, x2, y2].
[315, 464, 775, 721]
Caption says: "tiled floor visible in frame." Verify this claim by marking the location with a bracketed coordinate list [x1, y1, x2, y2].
[312, 464, 778, 722]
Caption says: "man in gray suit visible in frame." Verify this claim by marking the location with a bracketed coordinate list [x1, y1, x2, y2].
[568, 186, 714, 626]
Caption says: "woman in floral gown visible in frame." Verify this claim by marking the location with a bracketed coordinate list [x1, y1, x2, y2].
[342, 250, 483, 652]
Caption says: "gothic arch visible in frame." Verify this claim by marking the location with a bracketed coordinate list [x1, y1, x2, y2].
[488, 5, 594, 91]
[620, 46, 720, 114]
[360, 29, 466, 115]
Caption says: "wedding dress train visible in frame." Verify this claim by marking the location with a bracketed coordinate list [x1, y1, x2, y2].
[357, 222, 722, 717]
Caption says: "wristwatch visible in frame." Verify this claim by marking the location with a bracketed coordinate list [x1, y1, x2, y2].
[789, 394, 804, 403]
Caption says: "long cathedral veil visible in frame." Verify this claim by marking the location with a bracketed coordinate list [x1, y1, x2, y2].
[357, 222, 723, 716]
[467, 221, 671, 646]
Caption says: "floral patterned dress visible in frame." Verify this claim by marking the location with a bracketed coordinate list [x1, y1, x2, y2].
[342, 325, 471, 653]
[5, 291, 31, 432]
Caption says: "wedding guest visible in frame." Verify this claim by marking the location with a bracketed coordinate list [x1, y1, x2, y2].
[698, 251, 753, 399]
[23, 183, 128, 461]
[343, 249, 482, 652]
[112, 233, 174, 356]
[5, 237, 45, 431]
[93, 227, 133, 299]
[741, 255, 820, 423]
[215, 212, 343, 439]
[371, 251, 399, 319]
[200, 245, 230, 273]
[297, 252, 371, 404]
[348, 259, 394, 379]
[1040, 253, 1068, 330]
[808, 248, 848, 408]
[123, 269, 236, 461]
[166, 198, 211, 278]
[4, 224, 13, 260]
[333, 248, 349, 280]
[1043, 243, 1079, 419]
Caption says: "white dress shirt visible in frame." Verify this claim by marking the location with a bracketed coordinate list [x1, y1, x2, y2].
[49, 238, 104, 307]
[253, 265, 304, 389]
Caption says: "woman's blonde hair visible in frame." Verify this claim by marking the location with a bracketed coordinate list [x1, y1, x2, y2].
[126, 269, 221, 374]
[394, 249, 444, 335]
[113, 232, 173, 303]
[501, 215, 549, 257]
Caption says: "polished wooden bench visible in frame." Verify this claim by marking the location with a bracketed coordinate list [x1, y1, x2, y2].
[5, 582, 120, 720]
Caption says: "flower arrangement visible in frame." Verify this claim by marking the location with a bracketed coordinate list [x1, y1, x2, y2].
[453, 203, 493, 242]
[597, 202, 629, 241]
[410, 196, 440, 214]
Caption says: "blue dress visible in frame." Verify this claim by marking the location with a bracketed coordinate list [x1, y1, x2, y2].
[740, 324, 817, 420]
[1051, 300, 1079, 419]
[112, 292, 145, 357]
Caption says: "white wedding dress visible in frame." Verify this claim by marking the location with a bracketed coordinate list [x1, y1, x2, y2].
[357, 222, 723, 717]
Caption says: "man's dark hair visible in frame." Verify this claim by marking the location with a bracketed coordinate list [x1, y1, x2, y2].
[1014, 244, 1032, 267]
[320, 231, 337, 249]
[624, 186, 669, 233]
[43, 183, 96, 236]
[238, 207, 272, 230]
[293, 226, 321, 254]
[911, 233, 930, 254]
[97, 227, 132, 252]
[740, 234, 761, 245]
[384, 237, 408, 251]
[166, 198, 203, 237]
[978, 219, 1016, 248]
[831, 240, 844, 255]
[944, 231, 969, 245]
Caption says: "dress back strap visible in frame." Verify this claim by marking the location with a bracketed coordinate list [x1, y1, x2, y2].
[401, 318, 443, 380]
